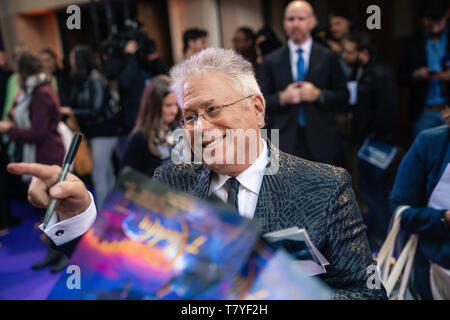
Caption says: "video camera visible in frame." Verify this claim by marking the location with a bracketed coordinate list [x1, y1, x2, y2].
[102, 19, 156, 59]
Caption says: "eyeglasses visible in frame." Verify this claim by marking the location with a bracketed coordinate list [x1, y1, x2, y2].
[180, 95, 254, 128]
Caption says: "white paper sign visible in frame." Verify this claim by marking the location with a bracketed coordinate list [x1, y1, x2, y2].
[428, 163, 450, 210]
[347, 81, 358, 105]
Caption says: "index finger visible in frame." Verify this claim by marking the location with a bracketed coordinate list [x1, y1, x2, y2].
[7, 162, 60, 181]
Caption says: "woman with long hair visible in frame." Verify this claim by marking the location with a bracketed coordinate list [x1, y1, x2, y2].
[121, 74, 180, 176]
[0, 51, 67, 272]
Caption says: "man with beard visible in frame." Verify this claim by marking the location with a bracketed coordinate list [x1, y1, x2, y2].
[399, 3, 450, 136]
[327, 7, 356, 79]
[342, 33, 397, 250]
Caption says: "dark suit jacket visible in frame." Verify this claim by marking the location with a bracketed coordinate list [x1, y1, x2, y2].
[390, 125, 450, 299]
[151, 144, 387, 300]
[399, 31, 450, 121]
[353, 57, 397, 146]
[261, 42, 348, 164]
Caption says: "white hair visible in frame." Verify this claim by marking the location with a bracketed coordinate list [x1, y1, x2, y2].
[170, 47, 263, 106]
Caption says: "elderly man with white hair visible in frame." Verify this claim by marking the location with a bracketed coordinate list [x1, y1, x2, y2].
[8, 47, 387, 300]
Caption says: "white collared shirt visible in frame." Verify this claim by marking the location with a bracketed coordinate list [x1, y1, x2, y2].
[41, 139, 269, 245]
[209, 139, 268, 219]
[288, 37, 313, 81]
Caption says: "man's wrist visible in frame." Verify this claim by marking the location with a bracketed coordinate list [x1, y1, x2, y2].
[316, 89, 324, 104]
[56, 192, 92, 222]
[278, 91, 286, 105]
[444, 210, 450, 225]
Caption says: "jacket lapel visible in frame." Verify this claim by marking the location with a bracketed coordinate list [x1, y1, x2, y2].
[252, 142, 284, 233]
[191, 165, 211, 199]
[253, 174, 282, 233]
[280, 46, 294, 84]
[306, 42, 321, 82]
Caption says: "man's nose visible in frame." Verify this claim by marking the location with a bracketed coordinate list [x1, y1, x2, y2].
[194, 116, 215, 134]
[293, 19, 302, 28]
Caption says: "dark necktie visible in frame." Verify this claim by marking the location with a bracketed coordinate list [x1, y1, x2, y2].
[225, 177, 240, 213]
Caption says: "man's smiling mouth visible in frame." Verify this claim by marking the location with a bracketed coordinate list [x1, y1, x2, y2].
[202, 134, 226, 149]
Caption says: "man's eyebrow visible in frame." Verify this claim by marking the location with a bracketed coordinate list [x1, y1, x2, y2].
[184, 99, 216, 113]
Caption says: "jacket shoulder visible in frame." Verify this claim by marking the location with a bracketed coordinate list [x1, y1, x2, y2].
[153, 161, 205, 191]
[277, 151, 350, 191]
[32, 85, 58, 106]
[416, 125, 450, 148]
[370, 59, 396, 79]
[312, 41, 339, 59]
[264, 45, 288, 64]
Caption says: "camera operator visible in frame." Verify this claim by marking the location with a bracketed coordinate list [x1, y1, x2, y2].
[105, 33, 168, 134]
[120, 38, 167, 133]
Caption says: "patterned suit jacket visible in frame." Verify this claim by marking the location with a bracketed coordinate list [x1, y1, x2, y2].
[153, 144, 388, 300]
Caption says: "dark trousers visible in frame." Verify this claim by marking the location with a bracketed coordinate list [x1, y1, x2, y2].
[0, 142, 29, 227]
[358, 159, 391, 240]
[0, 143, 10, 226]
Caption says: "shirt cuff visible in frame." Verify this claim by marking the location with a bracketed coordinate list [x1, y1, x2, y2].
[39, 192, 97, 246]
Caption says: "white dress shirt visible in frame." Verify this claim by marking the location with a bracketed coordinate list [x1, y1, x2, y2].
[288, 37, 313, 81]
[41, 139, 268, 245]
[209, 139, 268, 219]
[40, 192, 97, 246]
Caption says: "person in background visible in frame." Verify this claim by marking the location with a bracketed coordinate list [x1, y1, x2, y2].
[254, 26, 283, 81]
[2, 44, 28, 123]
[39, 48, 69, 106]
[0, 51, 66, 272]
[121, 75, 180, 177]
[261, 0, 348, 166]
[327, 7, 355, 53]
[325, 8, 356, 173]
[344, 33, 397, 250]
[65, 45, 123, 210]
[183, 28, 208, 60]
[119, 39, 167, 133]
[0, 49, 12, 117]
[233, 27, 257, 65]
[399, 3, 449, 137]
[390, 106, 450, 300]
[104, 34, 167, 135]
[0, 49, 15, 232]
[337, 33, 364, 205]
[1, 51, 62, 166]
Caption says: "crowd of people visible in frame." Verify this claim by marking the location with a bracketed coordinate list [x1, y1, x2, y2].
[0, 0, 449, 300]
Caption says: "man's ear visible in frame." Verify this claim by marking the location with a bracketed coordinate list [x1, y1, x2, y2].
[187, 39, 194, 50]
[311, 15, 318, 30]
[253, 94, 266, 128]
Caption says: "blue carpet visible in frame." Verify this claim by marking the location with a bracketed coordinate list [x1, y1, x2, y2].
[0, 202, 62, 300]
